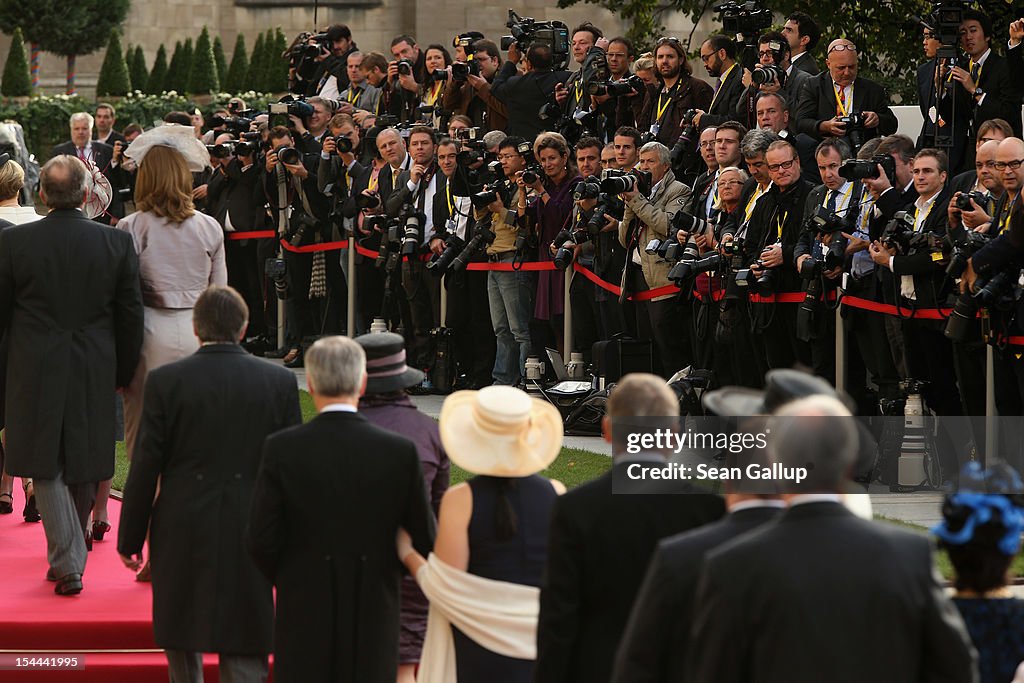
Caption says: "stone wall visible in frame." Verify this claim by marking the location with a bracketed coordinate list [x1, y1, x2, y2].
[0, 0, 715, 97]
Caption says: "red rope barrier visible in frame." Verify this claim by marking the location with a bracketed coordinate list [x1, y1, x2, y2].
[226, 230, 277, 240]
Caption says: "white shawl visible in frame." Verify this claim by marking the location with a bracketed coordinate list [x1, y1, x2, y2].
[415, 553, 539, 683]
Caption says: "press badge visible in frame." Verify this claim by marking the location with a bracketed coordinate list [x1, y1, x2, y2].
[649, 123, 660, 136]
[446, 218, 457, 232]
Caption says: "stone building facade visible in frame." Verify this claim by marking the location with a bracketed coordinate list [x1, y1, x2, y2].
[0, 0, 718, 97]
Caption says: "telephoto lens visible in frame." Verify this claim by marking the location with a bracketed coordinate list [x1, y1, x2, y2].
[276, 146, 301, 165]
[335, 136, 353, 154]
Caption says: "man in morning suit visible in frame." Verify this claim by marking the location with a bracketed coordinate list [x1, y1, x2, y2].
[118, 286, 301, 682]
[247, 335, 436, 683]
[688, 395, 977, 682]
[534, 374, 724, 683]
[52, 111, 129, 223]
[0, 155, 143, 595]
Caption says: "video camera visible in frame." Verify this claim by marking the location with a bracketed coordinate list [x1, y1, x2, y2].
[714, 0, 773, 67]
[451, 60, 481, 81]
[588, 74, 646, 98]
[206, 113, 256, 135]
[501, 9, 571, 70]
[268, 97, 315, 129]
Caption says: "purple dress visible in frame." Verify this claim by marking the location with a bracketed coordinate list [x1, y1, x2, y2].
[528, 174, 581, 320]
[359, 393, 450, 664]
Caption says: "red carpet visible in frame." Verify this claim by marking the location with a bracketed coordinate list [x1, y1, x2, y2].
[0, 485, 271, 681]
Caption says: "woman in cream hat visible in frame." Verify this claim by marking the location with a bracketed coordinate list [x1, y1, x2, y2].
[397, 386, 566, 683]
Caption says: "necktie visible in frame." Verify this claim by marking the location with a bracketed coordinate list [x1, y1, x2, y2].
[969, 60, 980, 84]
[825, 190, 838, 214]
[836, 87, 846, 116]
[77, 146, 86, 161]
[714, 77, 722, 96]
[392, 167, 400, 188]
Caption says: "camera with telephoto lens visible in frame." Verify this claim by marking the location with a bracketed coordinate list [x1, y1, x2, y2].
[454, 127, 484, 143]
[206, 114, 255, 135]
[601, 168, 653, 196]
[839, 154, 897, 185]
[332, 135, 353, 154]
[399, 204, 423, 257]
[735, 257, 775, 293]
[265, 257, 289, 300]
[552, 229, 578, 270]
[207, 142, 234, 159]
[357, 191, 381, 210]
[521, 163, 543, 186]
[451, 60, 481, 81]
[796, 274, 823, 341]
[375, 218, 403, 271]
[944, 268, 1017, 341]
[668, 252, 725, 285]
[945, 226, 991, 279]
[427, 233, 467, 274]
[287, 212, 318, 247]
[235, 132, 260, 157]
[835, 111, 867, 151]
[588, 74, 646, 98]
[671, 208, 712, 240]
[275, 145, 301, 166]
[501, 9, 571, 69]
[805, 206, 849, 271]
[452, 213, 497, 270]
[584, 192, 624, 236]
[752, 64, 786, 86]
[431, 69, 449, 81]
[669, 109, 700, 167]
[955, 190, 989, 212]
[538, 100, 563, 121]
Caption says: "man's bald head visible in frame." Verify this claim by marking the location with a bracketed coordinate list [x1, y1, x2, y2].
[976, 140, 1000, 192]
[825, 39, 858, 87]
[996, 137, 1024, 194]
[39, 155, 87, 210]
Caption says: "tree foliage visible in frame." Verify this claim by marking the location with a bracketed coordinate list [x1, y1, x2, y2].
[96, 30, 132, 97]
[2, 27, 32, 97]
[130, 46, 148, 93]
[147, 44, 168, 94]
[189, 27, 220, 94]
[213, 35, 228, 86]
[225, 34, 248, 93]
[555, 0, 1020, 102]
[245, 32, 266, 92]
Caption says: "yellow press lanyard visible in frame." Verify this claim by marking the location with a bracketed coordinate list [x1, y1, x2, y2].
[655, 82, 678, 123]
[824, 183, 854, 211]
[446, 183, 454, 215]
[913, 199, 936, 230]
[574, 78, 583, 104]
[744, 184, 765, 221]
[1001, 194, 1018, 234]
[776, 210, 788, 239]
[426, 82, 442, 106]
[347, 87, 360, 104]
[368, 166, 381, 193]
[708, 63, 736, 111]
[834, 83, 852, 117]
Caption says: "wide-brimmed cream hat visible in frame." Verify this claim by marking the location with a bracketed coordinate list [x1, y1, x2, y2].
[439, 386, 563, 477]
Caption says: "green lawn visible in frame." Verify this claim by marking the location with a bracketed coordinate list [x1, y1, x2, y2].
[112, 390, 611, 491]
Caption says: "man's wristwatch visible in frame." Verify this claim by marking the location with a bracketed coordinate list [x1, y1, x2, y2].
[973, 88, 985, 103]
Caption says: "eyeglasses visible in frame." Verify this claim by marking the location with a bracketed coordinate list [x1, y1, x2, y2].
[994, 160, 1024, 171]
[699, 141, 716, 149]
[757, 51, 776, 58]
[767, 157, 798, 172]
[699, 52, 716, 62]
[719, 180, 745, 187]
[656, 37, 682, 47]
[827, 43, 858, 54]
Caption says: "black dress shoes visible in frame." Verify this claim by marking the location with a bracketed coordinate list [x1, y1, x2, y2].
[46, 567, 56, 582]
[54, 573, 83, 596]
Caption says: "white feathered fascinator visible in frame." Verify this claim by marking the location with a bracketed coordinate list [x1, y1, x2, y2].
[123, 123, 210, 172]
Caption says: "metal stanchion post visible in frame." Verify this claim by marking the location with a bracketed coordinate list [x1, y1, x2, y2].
[347, 236, 356, 337]
[835, 279, 846, 394]
[276, 174, 288, 352]
[440, 272, 448, 328]
[563, 266, 573, 370]
[985, 344, 997, 466]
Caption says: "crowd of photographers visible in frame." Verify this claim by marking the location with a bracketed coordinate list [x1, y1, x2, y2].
[66, 7, 1024, 430]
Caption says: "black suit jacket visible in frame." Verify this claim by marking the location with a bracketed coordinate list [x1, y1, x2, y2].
[887, 187, 952, 308]
[916, 60, 972, 174]
[247, 411, 435, 683]
[689, 501, 977, 683]
[207, 158, 263, 231]
[534, 461, 724, 683]
[791, 51, 819, 75]
[0, 209, 143, 483]
[699, 63, 745, 128]
[611, 505, 782, 683]
[52, 140, 129, 221]
[794, 74, 898, 144]
[963, 50, 1023, 171]
[118, 345, 301, 654]
[492, 62, 572, 140]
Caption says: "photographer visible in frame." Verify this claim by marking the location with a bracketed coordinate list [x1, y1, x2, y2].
[782, 11, 821, 75]
[793, 39, 897, 151]
[419, 44, 454, 129]
[737, 128, 778, 228]
[691, 122, 746, 223]
[571, 137, 627, 356]
[262, 125, 331, 367]
[384, 126, 444, 384]
[337, 52, 382, 117]
[692, 35, 744, 130]
[318, 112, 364, 291]
[311, 24, 359, 99]
[482, 136, 535, 385]
[618, 141, 693, 376]
[869, 149, 960, 417]
[387, 35, 428, 123]
[554, 22, 605, 115]
[636, 37, 713, 149]
[492, 43, 571, 139]
[964, 137, 1024, 419]
[520, 132, 581, 353]
[735, 32, 811, 131]
[206, 132, 266, 345]
[291, 96, 334, 152]
[793, 138, 858, 384]
[613, 126, 642, 169]
[948, 139, 1001, 234]
[435, 137, 495, 389]
[441, 39, 508, 133]
[742, 139, 813, 371]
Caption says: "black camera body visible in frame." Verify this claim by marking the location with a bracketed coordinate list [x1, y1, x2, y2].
[288, 31, 330, 90]
[501, 9, 571, 69]
[274, 145, 302, 166]
[268, 98, 315, 129]
[805, 206, 850, 270]
[955, 190, 989, 212]
[752, 64, 786, 86]
[945, 267, 1017, 341]
[451, 60, 481, 81]
[881, 211, 932, 251]
[589, 74, 646, 98]
[427, 233, 468, 274]
[839, 154, 897, 186]
[397, 59, 415, 76]
[945, 227, 991, 279]
[714, 0, 773, 47]
[601, 168, 653, 196]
